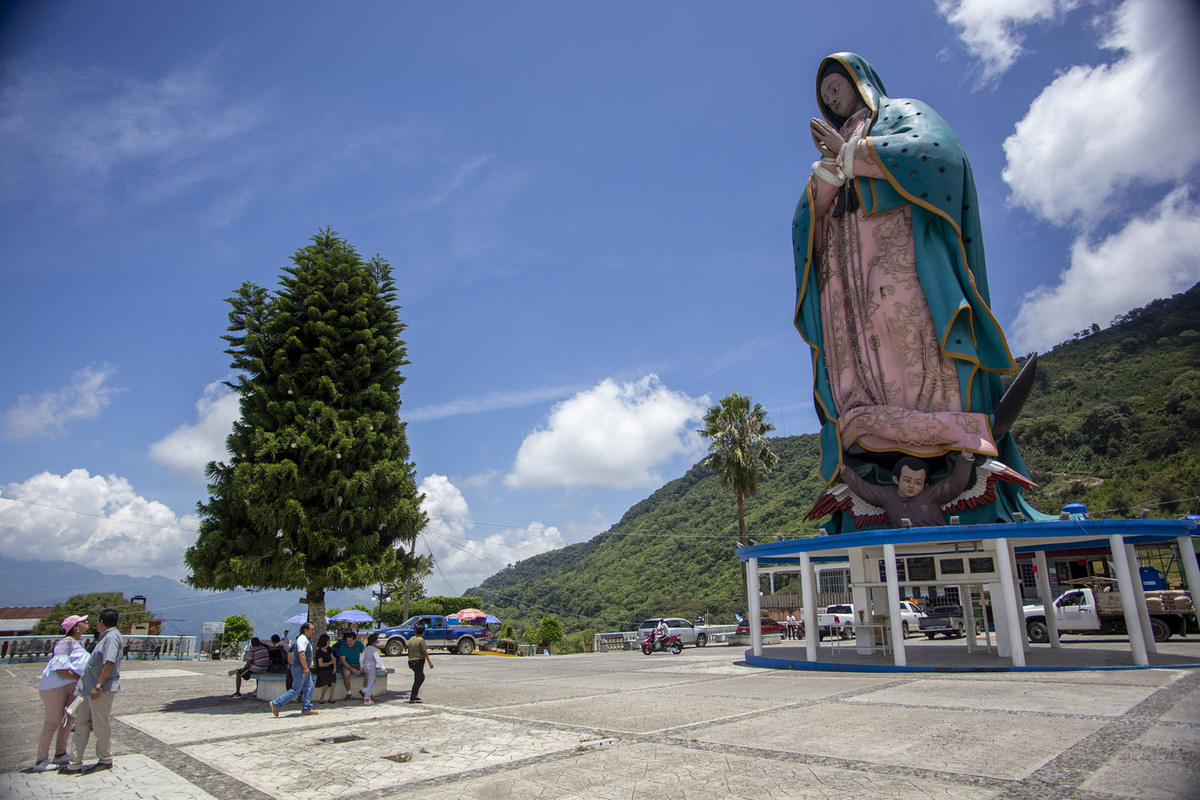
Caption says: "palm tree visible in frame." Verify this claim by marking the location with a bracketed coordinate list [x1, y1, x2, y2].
[698, 393, 779, 548]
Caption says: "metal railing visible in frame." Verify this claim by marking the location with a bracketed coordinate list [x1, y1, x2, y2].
[0, 634, 198, 663]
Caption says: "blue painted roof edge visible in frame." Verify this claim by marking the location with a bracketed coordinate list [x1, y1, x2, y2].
[736, 519, 1198, 562]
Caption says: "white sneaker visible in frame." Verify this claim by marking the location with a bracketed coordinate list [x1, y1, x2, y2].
[51, 753, 70, 765]
[31, 759, 56, 772]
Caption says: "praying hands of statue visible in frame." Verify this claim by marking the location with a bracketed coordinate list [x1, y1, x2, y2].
[810, 117, 843, 157]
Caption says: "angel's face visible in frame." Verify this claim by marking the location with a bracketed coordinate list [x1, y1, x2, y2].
[894, 466, 927, 499]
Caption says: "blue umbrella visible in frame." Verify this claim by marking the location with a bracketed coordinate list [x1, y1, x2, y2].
[330, 609, 374, 623]
[284, 613, 330, 625]
[484, 615, 501, 625]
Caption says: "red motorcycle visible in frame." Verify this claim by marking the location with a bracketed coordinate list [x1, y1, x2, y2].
[641, 631, 683, 655]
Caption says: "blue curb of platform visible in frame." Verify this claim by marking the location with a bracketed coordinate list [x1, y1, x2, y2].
[743, 650, 1200, 673]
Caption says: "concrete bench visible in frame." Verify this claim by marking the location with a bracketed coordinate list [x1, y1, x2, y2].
[253, 668, 395, 703]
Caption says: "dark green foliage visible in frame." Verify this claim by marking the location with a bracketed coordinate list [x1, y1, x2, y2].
[470, 284, 1200, 636]
[185, 229, 426, 630]
[222, 614, 254, 646]
[32, 592, 150, 636]
[1008, 283, 1200, 516]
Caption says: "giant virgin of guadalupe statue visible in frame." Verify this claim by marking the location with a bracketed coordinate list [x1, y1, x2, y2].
[793, 53, 1040, 531]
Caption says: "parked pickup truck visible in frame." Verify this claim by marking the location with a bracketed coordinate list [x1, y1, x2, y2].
[1022, 577, 1197, 643]
[817, 605, 857, 640]
[376, 615, 488, 656]
[918, 605, 979, 639]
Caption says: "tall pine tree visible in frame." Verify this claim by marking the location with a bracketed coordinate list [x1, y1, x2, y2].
[185, 229, 425, 634]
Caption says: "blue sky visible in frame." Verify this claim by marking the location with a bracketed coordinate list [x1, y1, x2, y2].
[2, 0, 1199, 598]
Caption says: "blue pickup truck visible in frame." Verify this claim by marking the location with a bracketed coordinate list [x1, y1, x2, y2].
[376, 615, 489, 656]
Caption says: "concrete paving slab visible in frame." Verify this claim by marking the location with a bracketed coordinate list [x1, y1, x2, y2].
[1079, 724, 1200, 800]
[1159, 681, 1200, 724]
[119, 699, 422, 745]
[119, 668, 207, 680]
[484, 687, 784, 734]
[657, 673, 883, 702]
[181, 712, 586, 800]
[688, 702, 1105, 780]
[0, 753, 219, 800]
[389, 740, 1004, 800]
[843, 676, 1156, 716]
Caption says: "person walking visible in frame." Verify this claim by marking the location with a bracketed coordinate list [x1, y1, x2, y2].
[407, 623, 432, 704]
[269, 622, 317, 717]
[61, 608, 123, 775]
[32, 615, 89, 772]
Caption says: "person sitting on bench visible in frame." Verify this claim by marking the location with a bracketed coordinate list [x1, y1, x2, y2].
[229, 637, 269, 698]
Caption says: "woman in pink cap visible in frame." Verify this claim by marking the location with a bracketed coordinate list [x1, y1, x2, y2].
[32, 615, 90, 772]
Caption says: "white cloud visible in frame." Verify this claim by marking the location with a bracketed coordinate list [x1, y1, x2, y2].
[505, 375, 709, 491]
[1010, 187, 1200, 351]
[416, 475, 565, 595]
[406, 383, 580, 423]
[1002, 0, 1200, 226]
[935, 0, 1073, 82]
[0, 470, 196, 579]
[148, 382, 239, 485]
[5, 364, 122, 439]
[0, 61, 261, 210]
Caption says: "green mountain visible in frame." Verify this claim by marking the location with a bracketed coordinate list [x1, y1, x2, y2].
[469, 284, 1200, 635]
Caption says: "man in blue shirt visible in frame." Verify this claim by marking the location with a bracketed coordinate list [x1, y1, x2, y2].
[334, 630, 365, 701]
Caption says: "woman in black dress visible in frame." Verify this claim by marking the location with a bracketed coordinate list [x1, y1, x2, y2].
[313, 634, 337, 703]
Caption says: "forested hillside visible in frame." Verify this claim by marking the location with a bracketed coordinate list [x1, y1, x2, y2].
[470, 284, 1200, 636]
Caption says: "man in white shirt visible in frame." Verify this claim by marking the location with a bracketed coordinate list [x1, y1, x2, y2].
[269, 622, 317, 717]
[653, 619, 670, 651]
[786, 613, 798, 639]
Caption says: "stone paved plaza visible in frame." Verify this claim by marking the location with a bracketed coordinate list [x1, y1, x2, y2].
[2, 638, 1199, 799]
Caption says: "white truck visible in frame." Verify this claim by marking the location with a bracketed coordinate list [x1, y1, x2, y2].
[817, 601, 925, 639]
[817, 604, 856, 640]
[1022, 577, 1197, 644]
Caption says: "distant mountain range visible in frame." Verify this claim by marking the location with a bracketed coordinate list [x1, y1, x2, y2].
[0, 555, 375, 639]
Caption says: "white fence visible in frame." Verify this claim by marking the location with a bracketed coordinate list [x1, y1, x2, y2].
[0, 634, 198, 663]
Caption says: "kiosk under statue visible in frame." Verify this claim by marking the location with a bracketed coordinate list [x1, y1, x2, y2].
[792, 52, 1042, 531]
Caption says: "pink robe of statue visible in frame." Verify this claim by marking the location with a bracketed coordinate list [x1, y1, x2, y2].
[808, 108, 995, 459]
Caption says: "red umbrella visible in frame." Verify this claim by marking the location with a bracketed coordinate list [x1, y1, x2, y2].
[456, 608, 486, 621]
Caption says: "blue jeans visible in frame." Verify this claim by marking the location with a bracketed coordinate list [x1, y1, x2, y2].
[271, 669, 313, 713]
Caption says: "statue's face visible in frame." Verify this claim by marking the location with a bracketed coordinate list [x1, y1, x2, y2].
[894, 466, 928, 499]
[820, 72, 864, 120]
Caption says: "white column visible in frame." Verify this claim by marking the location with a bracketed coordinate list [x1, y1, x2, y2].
[801, 552, 818, 662]
[848, 547, 872, 655]
[883, 544, 906, 667]
[1179, 535, 1200, 604]
[1125, 543, 1158, 654]
[995, 538, 1026, 667]
[1033, 550, 1060, 648]
[769, 570, 776, 595]
[747, 557, 763, 657]
[1109, 534, 1149, 667]
[961, 585, 976, 653]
